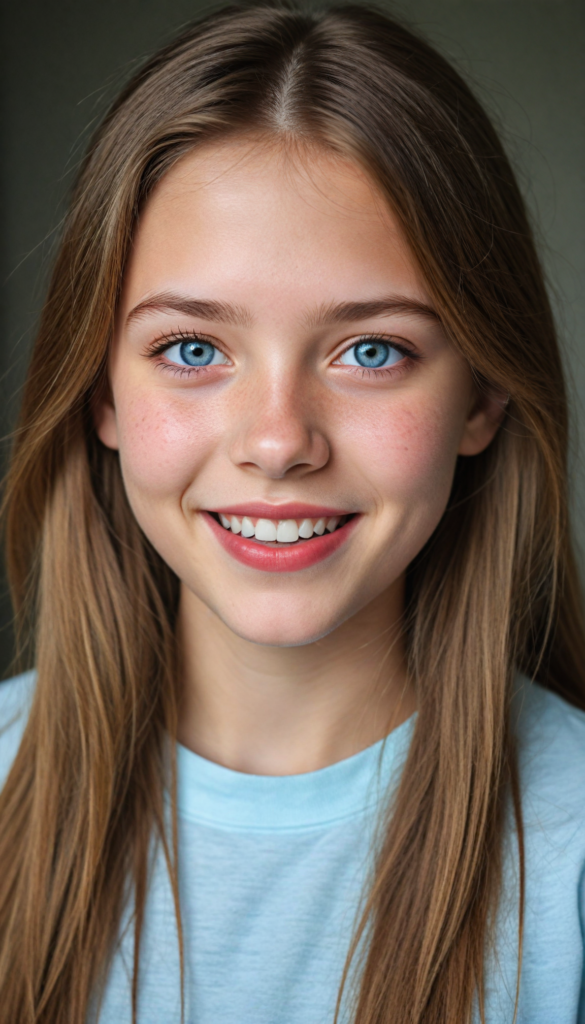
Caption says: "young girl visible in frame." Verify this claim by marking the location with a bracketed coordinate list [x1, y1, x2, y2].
[0, 4, 583, 1022]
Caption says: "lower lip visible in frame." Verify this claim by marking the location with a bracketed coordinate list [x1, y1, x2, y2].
[202, 511, 360, 573]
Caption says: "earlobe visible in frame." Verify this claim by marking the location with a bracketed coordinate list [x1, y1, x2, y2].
[92, 391, 120, 451]
[458, 388, 509, 457]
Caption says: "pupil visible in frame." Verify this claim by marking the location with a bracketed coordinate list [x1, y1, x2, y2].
[180, 340, 214, 366]
[355, 340, 389, 368]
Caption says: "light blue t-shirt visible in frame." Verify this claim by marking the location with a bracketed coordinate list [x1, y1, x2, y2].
[0, 671, 584, 1023]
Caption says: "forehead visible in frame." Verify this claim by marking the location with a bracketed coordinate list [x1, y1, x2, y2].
[121, 138, 430, 315]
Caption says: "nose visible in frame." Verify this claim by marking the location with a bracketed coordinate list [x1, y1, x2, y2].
[229, 376, 330, 479]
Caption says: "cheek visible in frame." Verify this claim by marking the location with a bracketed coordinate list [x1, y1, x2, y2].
[113, 386, 220, 501]
[343, 394, 465, 510]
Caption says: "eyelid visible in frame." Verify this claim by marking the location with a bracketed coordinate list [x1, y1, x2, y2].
[332, 333, 419, 363]
[146, 327, 231, 361]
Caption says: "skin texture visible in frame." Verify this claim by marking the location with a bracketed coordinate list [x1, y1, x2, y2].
[96, 139, 503, 774]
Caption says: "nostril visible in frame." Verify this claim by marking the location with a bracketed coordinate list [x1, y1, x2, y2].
[230, 418, 330, 479]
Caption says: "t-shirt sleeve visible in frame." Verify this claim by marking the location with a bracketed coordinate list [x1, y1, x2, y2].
[512, 680, 585, 1024]
[579, 864, 585, 1024]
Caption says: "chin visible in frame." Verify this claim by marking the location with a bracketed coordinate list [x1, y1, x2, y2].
[221, 606, 342, 648]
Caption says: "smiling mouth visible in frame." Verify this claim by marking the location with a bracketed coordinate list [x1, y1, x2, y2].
[207, 511, 355, 545]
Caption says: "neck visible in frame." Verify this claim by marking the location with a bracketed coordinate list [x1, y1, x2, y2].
[176, 581, 415, 775]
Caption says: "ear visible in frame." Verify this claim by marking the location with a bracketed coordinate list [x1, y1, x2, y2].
[458, 384, 509, 457]
[92, 380, 119, 451]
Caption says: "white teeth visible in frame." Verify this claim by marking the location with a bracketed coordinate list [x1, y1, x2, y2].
[276, 519, 299, 543]
[255, 518, 278, 541]
[298, 518, 314, 539]
[241, 516, 255, 538]
[216, 512, 349, 542]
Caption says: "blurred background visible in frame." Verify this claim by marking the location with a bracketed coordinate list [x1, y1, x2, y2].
[1, 0, 584, 676]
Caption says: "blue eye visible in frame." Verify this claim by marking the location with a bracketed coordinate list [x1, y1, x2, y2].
[339, 340, 402, 369]
[164, 339, 229, 367]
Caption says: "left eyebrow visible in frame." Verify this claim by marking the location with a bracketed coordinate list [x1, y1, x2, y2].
[125, 292, 253, 328]
[303, 297, 441, 329]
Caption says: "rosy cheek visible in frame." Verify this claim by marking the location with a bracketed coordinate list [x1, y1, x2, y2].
[114, 388, 220, 497]
[344, 398, 462, 503]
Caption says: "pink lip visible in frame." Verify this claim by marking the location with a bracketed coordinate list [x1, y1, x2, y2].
[211, 502, 351, 519]
[203, 510, 360, 572]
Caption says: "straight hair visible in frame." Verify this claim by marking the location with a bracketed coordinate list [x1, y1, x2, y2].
[1, 4, 584, 1022]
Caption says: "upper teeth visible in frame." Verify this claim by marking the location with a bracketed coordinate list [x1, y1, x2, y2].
[217, 514, 343, 542]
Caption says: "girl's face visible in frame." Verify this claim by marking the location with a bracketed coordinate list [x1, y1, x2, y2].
[97, 140, 500, 646]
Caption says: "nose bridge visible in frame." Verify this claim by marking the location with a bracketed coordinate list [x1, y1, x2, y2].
[231, 362, 329, 479]
[262, 364, 305, 428]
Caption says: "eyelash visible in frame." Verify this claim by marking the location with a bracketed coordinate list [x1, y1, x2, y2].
[147, 328, 226, 377]
[334, 336, 418, 379]
[147, 330, 419, 378]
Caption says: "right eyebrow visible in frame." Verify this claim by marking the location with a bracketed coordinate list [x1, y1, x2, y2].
[125, 292, 253, 328]
[303, 297, 442, 328]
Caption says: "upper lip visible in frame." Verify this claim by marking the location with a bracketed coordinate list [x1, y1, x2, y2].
[208, 502, 355, 519]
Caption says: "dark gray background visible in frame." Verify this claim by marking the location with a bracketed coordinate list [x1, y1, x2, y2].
[1, 0, 583, 676]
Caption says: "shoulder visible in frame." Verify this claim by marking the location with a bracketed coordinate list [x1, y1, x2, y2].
[499, 678, 585, 1022]
[513, 675, 585, 833]
[0, 670, 36, 789]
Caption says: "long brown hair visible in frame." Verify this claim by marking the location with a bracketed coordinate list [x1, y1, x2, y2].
[1, 4, 584, 1022]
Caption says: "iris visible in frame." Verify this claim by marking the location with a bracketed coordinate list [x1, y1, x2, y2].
[353, 340, 391, 368]
[180, 340, 216, 366]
